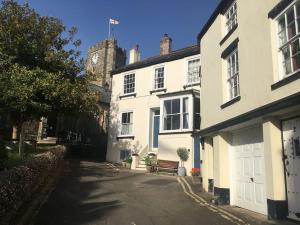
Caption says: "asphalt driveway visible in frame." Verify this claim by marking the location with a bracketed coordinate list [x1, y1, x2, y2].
[33, 160, 239, 225]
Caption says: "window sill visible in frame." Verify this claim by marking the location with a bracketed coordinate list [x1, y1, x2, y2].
[158, 130, 193, 135]
[119, 93, 136, 99]
[221, 38, 239, 59]
[183, 82, 200, 89]
[220, 96, 241, 109]
[116, 135, 135, 140]
[220, 24, 238, 46]
[150, 88, 167, 94]
[271, 71, 300, 90]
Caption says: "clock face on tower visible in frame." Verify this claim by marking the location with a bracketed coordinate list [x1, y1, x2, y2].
[92, 53, 99, 65]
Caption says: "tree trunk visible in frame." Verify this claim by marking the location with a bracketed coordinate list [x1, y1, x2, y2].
[18, 122, 25, 156]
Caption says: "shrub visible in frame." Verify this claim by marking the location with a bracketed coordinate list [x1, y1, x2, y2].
[143, 155, 152, 166]
[0, 140, 7, 170]
[0, 145, 66, 225]
[126, 156, 132, 164]
[177, 147, 189, 167]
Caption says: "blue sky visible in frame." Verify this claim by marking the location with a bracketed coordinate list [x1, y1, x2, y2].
[17, 0, 219, 61]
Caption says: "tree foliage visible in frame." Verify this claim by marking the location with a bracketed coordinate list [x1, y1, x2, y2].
[0, 0, 97, 121]
[0, 0, 97, 153]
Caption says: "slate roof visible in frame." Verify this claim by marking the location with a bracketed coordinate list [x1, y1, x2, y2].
[111, 44, 200, 75]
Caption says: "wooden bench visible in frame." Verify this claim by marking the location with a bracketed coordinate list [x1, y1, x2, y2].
[154, 159, 179, 175]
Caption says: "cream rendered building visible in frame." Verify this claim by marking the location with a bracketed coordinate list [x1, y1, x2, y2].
[107, 35, 201, 175]
[197, 0, 300, 221]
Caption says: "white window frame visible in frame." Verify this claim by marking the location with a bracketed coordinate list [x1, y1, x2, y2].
[153, 65, 166, 90]
[119, 111, 134, 137]
[160, 95, 193, 133]
[186, 57, 201, 85]
[225, 1, 237, 34]
[123, 73, 135, 95]
[226, 49, 240, 101]
[275, 0, 300, 79]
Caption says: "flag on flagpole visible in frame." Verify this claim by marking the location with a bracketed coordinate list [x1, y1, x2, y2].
[109, 18, 119, 25]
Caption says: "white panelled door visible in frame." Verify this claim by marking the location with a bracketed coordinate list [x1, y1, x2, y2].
[232, 126, 267, 215]
[282, 118, 300, 221]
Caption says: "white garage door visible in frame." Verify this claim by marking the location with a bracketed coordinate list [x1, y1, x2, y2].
[232, 126, 267, 215]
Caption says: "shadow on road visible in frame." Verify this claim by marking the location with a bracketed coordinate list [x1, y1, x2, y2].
[33, 159, 122, 225]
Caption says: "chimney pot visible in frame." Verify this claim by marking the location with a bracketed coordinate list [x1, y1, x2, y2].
[129, 44, 140, 64]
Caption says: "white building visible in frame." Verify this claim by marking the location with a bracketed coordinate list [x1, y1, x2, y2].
[107, 35, 201, 174]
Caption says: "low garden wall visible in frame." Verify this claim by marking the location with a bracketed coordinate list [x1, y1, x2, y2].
[0, 145, 66, 225]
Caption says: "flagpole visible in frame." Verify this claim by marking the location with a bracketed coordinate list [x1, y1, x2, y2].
[108, 19, 111, 39]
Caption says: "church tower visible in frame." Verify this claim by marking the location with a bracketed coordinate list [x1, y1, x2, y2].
[86, 38, 126, 89]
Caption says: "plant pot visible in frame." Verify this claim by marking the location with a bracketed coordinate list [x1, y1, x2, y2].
[178, 167, 186, 177]
[146, 165, 152, 172]
[121, 162, 126, 167]
[126, 162, 131, 168]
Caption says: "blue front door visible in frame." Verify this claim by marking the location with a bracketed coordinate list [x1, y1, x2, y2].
[194, 136, 201, 169]
[153, 113, 160, 149]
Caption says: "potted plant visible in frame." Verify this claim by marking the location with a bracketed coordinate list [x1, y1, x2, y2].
[191, 168, 201, 183]
[143, 155, 152, 172]
[177, 147, 189, 176]
[125, 156, 132, 168]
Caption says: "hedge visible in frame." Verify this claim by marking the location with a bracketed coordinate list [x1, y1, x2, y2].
[0, 145, 66, 225]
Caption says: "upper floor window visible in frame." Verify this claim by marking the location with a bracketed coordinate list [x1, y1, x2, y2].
[123, 73, 135, 94]
[225, 1, 237, 34]
[154, 67, 165, 89]
[187, 59, 201, 84]
[121, 112, 133, 135]
[226, 50, 239, 100]
[277, 1, 300, 77]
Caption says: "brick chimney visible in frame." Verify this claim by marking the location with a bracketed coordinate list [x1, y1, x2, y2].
[160, 34, 172, 55]
[129, 45, 140, 64]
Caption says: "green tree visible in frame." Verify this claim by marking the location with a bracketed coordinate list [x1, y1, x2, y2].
[0, 0, 97, 155]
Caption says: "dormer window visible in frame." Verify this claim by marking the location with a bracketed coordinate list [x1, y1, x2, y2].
[225, 1, 237, 34]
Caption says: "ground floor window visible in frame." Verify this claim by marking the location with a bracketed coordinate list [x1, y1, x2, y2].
[121, 112, 133, 135]
[161, 95, 195, 132]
